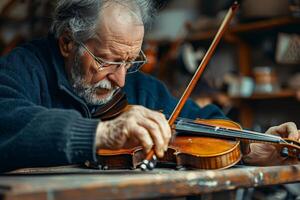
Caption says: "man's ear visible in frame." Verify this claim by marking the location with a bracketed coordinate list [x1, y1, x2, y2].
[58, 32, 75, 58]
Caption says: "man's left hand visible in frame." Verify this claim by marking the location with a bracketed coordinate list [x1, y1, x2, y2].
[243, 122, 300, 166]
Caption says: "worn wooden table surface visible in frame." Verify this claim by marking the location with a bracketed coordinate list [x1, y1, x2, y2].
[1, 164, 300, 200]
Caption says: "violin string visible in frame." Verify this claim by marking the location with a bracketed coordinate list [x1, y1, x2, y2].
[177, 121, 281, 142]
[231, 127, 287, 144]
[176, 125, 279, 143]
[174, 117, 283, 143]
[175, 117, 282, 140]
[171, 117, 287, 144]
[176, 123, 280, 143]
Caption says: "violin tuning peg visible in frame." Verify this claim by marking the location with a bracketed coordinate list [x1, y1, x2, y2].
[152, 155, 157, 165]
[152, 155, 157, 161]
[140, 163, 148, 171]
[148, 161, 155, 170]
[281, 147, 289, 157]
[140, 160, 149, 171]
[140, 155, 158, 171]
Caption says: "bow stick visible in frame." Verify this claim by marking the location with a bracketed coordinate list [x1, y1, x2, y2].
[140, 1, 240, 171]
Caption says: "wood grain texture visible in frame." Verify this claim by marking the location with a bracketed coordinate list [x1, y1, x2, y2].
[1, 164, 300, 200]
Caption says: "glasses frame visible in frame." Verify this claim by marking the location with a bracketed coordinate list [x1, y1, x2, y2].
[79, 42, 147, 74]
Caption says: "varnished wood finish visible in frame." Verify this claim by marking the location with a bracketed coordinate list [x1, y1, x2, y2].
[98, 147, 144, 169]
[97, 119, 243, 170]
[169, 137, 241, 169]
[168, 119, 242, 169]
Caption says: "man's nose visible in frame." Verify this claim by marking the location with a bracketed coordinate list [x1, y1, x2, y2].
[107, 65, 126, 87]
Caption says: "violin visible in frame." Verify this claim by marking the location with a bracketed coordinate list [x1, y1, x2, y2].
[95, 114, 243, 170]
[91, 2, 300, 170]
[92, 90, 300, 170]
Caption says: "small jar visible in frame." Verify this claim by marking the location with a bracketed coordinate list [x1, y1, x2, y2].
[253, 66, 279, 93]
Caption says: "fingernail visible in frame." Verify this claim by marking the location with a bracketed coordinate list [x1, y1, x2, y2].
[157, 150, 163, 158]
[160, 151, 164, 158]
[146, 148, 151, 153]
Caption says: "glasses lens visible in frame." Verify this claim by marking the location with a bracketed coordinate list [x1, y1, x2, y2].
[126, 51, 147, 74]
[126, 62, 145, 74]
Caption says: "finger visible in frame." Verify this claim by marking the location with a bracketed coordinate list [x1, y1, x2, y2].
[148, 111, 172, 148]
[278, 122, 298, 140]
[137, 106, 171, 146]
[287, 123, 299, 140]
[130, 125, 153, 153]
[138, 119, 165, 158]
[265, 126, 279, 136]
[139, 107, 169, 150]
[159, 112, 172, 145]
[265, 122, 299, 140]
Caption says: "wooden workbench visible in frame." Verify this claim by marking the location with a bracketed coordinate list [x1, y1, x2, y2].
[1, 164, 300, 200]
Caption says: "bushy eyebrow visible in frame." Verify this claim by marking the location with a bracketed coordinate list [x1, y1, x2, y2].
[90, 33, 141, 62]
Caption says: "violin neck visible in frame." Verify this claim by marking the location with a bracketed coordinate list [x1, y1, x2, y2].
[175, 120, 283, 144]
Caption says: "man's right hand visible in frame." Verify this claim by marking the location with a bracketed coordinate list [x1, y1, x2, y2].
[95, 105, 172, 158]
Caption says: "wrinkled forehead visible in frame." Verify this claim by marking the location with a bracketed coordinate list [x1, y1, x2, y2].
[95, 2, 145, 42]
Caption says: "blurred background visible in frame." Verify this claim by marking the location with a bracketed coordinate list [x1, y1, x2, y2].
[0, 0, 300, 132]
[1, 1, 300, 199]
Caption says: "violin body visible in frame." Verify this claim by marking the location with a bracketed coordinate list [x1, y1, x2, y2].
[96, 119, 242, 170]
[92, 91, 300, 170]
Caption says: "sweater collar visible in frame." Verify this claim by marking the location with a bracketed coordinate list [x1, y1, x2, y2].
[47, 34, 73, 91]
[47, 34, 96, 116]
[47, 34, 90, 107]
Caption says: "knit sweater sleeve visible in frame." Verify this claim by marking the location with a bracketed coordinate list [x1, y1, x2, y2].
[0, 49, 99, 172]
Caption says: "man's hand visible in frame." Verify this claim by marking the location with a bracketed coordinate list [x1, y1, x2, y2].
[95, 105, 171, 158]
[243, 122, 300, 166]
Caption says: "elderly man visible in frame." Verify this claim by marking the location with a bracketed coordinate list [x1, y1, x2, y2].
[0, 0, 298, 172]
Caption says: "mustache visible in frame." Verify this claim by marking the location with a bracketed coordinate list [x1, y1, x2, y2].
[89, 79, 120, 95]
[93, 79, 113, 90]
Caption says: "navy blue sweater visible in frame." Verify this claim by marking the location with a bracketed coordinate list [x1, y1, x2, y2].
[0, 35, 225, 172]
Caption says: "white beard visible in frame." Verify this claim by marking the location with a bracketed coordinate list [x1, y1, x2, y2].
[69, 49, 119, 105]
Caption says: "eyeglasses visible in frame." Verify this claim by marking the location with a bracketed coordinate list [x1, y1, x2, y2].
[79, 42, 147, 74]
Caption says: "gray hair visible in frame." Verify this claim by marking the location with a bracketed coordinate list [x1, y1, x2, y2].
[51, 0, 155, 42]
